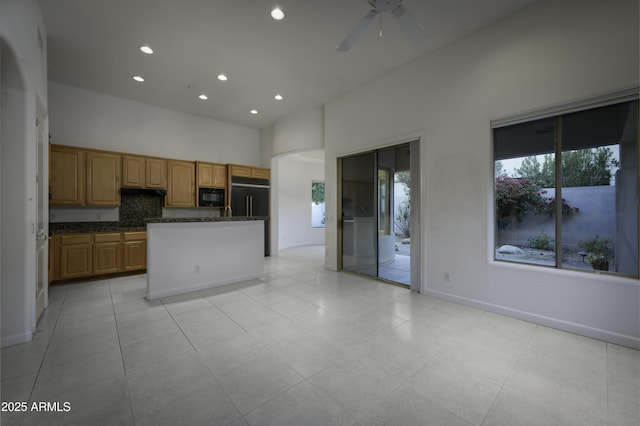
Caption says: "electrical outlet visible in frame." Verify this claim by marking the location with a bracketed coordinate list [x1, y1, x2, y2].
[444, 272, 450, 282]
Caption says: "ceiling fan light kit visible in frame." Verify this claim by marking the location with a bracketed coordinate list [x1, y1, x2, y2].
[337, 0, 427, 52]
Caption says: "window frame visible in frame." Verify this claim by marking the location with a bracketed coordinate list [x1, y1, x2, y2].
[492, 93, 639, 278]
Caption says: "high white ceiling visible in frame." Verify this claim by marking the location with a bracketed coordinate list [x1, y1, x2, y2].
[40, 0, 537, 129]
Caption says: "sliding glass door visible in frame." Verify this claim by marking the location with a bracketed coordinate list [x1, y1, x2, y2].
[340, 143, 414, 286]
[341, 152, 377, 277]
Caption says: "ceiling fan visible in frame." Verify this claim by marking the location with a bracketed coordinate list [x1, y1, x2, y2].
[336, 0, 427, 52]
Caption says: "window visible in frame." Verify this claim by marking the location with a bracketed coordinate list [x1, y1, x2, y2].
[494, 100, 638, 277]
[311, 181, 325, 228]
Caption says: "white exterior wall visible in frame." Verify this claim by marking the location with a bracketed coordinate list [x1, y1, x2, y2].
[323, 0, 639, 347]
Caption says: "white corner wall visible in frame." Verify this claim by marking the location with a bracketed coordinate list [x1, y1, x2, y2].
[324, 0, 639, 347]
[48, 82, 261, 165]
[276, 154, 325, 250]
[1, 0, 49, 347]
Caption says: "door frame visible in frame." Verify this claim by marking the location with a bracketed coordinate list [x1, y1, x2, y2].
[337, 138, 421, 291]
[34, 97, 49, 322]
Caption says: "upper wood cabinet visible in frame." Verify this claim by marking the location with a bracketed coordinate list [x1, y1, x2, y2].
[229, 164, 270, 180]
[50, 145, 85, 205]
[146, 158, 167, 189]
[86, 151, 121, 206]
[197, 162, 227, 188]
[167, 160, 195, 207]
[122, 155, 166, 189]
[122, 155, 145, 188]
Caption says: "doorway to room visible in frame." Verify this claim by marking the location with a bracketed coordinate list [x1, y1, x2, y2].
[339, 141, 418, 288]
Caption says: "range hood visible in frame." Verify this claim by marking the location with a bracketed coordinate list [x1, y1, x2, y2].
[120, 188, 167, 196]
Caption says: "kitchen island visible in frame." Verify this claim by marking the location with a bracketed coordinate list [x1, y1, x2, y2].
[145, 217, 267, 300]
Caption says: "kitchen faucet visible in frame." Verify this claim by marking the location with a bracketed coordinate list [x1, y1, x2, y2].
[224, 205, 232, 217]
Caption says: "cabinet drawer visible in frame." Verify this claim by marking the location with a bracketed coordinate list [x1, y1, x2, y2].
[94, 233, 121, 243]
[60, 234, 91, 245]
[123, 231, 147, 241]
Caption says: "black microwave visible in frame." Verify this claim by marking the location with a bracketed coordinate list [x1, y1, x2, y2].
[198, 187, 225, 207]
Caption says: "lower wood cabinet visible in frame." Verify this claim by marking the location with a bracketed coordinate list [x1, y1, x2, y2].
[123, 232, 147, 271]
[59, 234, 93, 280]
[93, 233, 122, 275]
[51, 231, 147, 283]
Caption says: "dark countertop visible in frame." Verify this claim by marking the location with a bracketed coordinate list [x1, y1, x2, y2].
[50, 217, 269, 234]
[145, 216, 268, 224]
[49, 222, 146, 235]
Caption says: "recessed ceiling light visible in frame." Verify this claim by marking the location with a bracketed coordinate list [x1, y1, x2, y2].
[217, 74, 228, 81]
[132, 75, 145, 82]
[199, 94, 208, 100]
[139, 45, 153, 54]
[250, 109, 258, 115]
[271, 7, 285, 20]
[274, 94, 283, 100]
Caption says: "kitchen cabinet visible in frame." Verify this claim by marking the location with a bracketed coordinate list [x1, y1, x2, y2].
[146, 158, 166, 189]
[50, 145, 85, 205]
[59, 234, 93, 280]
[93, 233, 122, 275]
[123, 232, 147, 271]
[122, 155, 145, 187]
[86, 151, 121, 206]
[50, 231, 147, 283]
[197, 162, 227, 188]
[49, 235, 61, 284]
[167, 160, 195, 207]
[229, 164, 270, 180]
[122, 155, 166, 189]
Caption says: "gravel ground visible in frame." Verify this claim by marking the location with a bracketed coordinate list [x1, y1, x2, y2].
[496, 246, 612, 271]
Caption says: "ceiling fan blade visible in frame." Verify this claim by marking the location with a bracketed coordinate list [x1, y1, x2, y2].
[336, 10, 378, 52]
[391, 4, 427, 46]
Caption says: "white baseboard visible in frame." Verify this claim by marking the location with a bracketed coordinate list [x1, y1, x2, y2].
[1, 330, 34, 348]
[422, 289, 640, 350]
[146, 273, 264, 300]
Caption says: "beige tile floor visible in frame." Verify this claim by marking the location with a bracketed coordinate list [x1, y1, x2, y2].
[1, 245, 638, 425]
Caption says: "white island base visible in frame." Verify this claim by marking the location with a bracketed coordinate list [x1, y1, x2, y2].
[146, 220, 264, 300]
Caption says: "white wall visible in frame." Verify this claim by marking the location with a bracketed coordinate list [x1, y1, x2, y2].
[323, 0, 639, 347]
[48, 82, 261, 165]
[271, 105, 324, 157]
[0, 0, 49, 347]
[276, 154, 325, 250]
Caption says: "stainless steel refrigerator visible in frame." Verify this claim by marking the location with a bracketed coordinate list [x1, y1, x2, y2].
[230, 176, 270, 256]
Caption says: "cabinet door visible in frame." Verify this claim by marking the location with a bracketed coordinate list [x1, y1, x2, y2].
[60, 235, 92, 279]
[197, 162, 214, 187]
[93, 242, 121, 275]
[123, 240, 147, 271]
[167, 160, 195, 207]
[251, 167, 270, 180]
[122, 155, 145, 188]
[212, 164, 227, 187]
[93, 233, 121, 275]
[50, 145, 85, 205]
[229, 164, 251, 178]
[123, 231, 147, 271]
[146, 158, 166, 189]
[87, 151, 121, 205]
